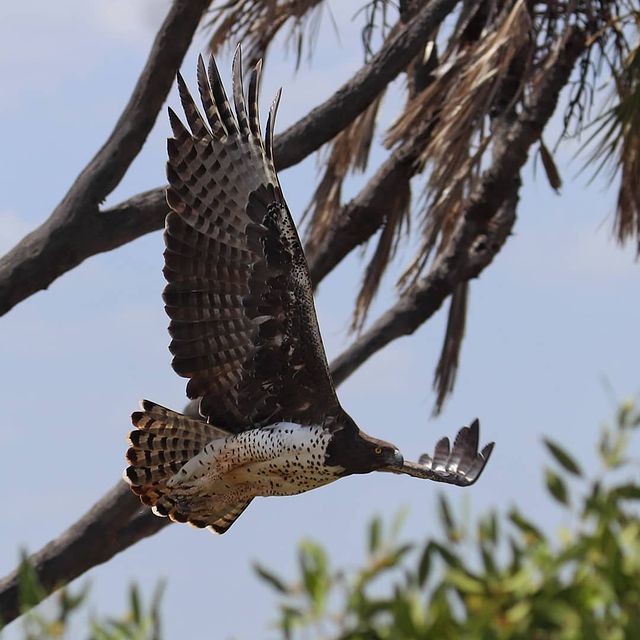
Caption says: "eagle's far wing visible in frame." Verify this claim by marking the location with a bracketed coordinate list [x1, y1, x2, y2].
[163, 48, 340, 432]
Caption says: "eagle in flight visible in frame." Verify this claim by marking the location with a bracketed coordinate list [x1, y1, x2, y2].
[124, 47, 494, 534]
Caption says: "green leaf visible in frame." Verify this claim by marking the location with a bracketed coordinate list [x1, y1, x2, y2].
[107, 618, 134, 636]
[543, 438, 583, 476]
[447, 568, 484, 595]
[478, 512, 499, 545]
[17, 552, 47, 611]
[545, 467, 570, 505]
[438, 494, 457, 540]
[509, 509, 545, 543]
[150, 580, 166, 640]
[508, 535, 524, 572]
[417, 542, 435, 587]
[505, 600, 531, 625]
[298, 540, 329, 613]
[390, 543, 414, 566]
[617, 400, 635, 430]
[613, 484, 640, 500]
[253, 562, 289, 594]
[431, 542, 461, 568]
[480, 542, 497, 575]
[90, 620, 115, 640]
[58, 584, 89, 622]
[390, 587, 421, 636]
[368, 516, 382, 554]
[280, 605, 303, 640]
[389, 507, 408, 539]
[129, 583, 141, 624]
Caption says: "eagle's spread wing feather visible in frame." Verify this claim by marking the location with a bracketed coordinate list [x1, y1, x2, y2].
[415, 419, 494, 486]
[164, 47, 340, 432]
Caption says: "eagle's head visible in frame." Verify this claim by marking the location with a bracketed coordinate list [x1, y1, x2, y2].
[326, 427, 403, 475]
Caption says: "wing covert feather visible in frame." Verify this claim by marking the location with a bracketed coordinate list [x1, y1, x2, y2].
[164, 47, 340, 431]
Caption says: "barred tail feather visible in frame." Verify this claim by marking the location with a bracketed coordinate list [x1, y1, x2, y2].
[147, 491, 251, 535]
[124, 400, 252, 533]
[124, 400, 226, 510]
[209, 500, 252, 534]
[154, 495, 252, 535]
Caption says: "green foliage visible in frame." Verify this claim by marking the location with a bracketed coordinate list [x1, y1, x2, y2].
[4, 571, 164, 640]
[257, 402, 640, 639]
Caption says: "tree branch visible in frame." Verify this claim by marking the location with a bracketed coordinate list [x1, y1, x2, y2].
[0, 0, 210, 317]
[0, 0, 460, 319]
[0, 483, 167, 625]
[271, 0, 458, 169]
[39, 114, 425, 302]
[331, 195, 518, 385]
[330, 28, 586, 384]
[307, 126, 427, 285]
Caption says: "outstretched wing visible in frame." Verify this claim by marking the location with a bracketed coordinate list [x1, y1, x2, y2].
[164, 47, 340, 431]
[416, 419, 494, 486]
[389, 420, 494, 486]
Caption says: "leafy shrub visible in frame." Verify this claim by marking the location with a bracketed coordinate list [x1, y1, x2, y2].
[257, 402, 640, 639]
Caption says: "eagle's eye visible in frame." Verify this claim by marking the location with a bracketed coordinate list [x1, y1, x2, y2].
[374, 447, 382, 454]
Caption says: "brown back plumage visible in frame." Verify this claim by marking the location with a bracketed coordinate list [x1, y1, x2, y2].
[164, 47, 342, 432]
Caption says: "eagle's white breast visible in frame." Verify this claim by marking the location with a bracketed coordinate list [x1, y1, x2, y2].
[169, 422, 344, 500]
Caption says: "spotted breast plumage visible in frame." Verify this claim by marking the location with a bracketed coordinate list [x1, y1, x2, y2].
[124, 47, 495, 534]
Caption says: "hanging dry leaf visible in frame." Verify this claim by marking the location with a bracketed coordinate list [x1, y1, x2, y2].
[539, 140, 562, 192]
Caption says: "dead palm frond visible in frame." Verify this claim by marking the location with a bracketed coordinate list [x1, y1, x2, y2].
[432, 281, 468, 416]
[538, 139, 563, 192]
[205, 0, 327, 69]
[303, 93, 385, 257]
[387, 0, 532, 288]
[351, 173, 411, 331]
[356, 0, 397, 61]
[582, 40, 640, 251]
[351, 0, 533, 329]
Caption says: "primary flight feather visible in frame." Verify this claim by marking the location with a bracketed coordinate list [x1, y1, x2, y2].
[124, 47, 494, 534]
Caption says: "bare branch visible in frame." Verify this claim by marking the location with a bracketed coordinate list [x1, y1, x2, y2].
[0, 0, 209, 317]
[307, 124, 428, 284]
[95, 189, 168, 253]
[330, 27, 586, 385]
[0, 0, 459, 319]
[272, 0, 459, 168]
[330, 194, 518, 386]
[0, 483, 167, 625]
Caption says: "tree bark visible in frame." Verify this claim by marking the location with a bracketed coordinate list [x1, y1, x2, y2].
[0, 0, 211, 316]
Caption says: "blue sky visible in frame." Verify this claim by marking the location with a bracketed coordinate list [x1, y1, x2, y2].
[1, 2, 638, 638]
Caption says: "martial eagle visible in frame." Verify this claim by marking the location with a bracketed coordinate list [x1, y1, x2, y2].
[124, 48, 494, 534]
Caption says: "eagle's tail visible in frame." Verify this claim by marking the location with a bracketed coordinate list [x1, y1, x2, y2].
[124, 400, 250, 532]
